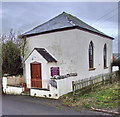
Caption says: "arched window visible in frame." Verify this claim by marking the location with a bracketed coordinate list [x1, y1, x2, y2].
[103, 44, 107, 68]
[89, 41, 94, 68]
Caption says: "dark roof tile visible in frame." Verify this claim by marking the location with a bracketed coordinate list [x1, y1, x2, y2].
[35, 48, 57, 62]
[22, 12, 113, 39]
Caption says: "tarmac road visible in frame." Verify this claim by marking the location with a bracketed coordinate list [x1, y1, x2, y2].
[2, 94, 110, 115]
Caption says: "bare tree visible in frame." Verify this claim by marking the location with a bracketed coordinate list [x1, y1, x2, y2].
[2, 29, 21, 45]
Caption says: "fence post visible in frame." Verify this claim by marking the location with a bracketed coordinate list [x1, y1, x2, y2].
[117, 71, 120, 81]
[72, 81, 75, 98]
[109, 74, 112, 84]
[102, 75, 105, 85]
[90, 77, 93, 90]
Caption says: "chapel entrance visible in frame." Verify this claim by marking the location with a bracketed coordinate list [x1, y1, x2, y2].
[31, 62, 42, 88]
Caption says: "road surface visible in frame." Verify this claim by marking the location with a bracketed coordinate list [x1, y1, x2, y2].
[2, 94, 109, 115]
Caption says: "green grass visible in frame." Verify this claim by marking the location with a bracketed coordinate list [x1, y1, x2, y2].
[60, 81, 119, 110]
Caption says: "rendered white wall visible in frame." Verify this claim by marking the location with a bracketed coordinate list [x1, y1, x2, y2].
[5, 86, 24, 95]
[2, 77, 24, 94]
[25, 29, 112, 80]
[30, 76, 76, 99]
[76, 29, 112, 78]
[56, 77, 75, 97]
[30, 84, 59, 99]
[2, 77, 7, 91]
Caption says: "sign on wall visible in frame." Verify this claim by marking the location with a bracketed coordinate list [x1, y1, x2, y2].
[51, 67, 60, 77]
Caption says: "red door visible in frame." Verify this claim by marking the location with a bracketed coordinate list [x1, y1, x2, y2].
[31, 62, 42, 88]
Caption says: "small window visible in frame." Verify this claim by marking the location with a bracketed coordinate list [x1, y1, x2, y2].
[103, 44, 107, 68]
[51, 67, 60, 77]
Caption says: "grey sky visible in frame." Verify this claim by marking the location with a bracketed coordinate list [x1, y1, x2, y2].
[1, 2, 118, 52]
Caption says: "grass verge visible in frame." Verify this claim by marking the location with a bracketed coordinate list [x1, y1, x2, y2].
[60, 81, 119, 110]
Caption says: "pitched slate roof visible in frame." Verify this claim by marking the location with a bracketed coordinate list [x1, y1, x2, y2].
[21, 12, 113, 39]
[35, 48, 57, 62]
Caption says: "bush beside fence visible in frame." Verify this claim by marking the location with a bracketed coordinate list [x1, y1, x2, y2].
[72, 71, 120, 98]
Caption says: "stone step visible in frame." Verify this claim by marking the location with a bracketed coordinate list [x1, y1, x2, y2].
[21, 90, 30, 96]
[21, 93, 30, 96]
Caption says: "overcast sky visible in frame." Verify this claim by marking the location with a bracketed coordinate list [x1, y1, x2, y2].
[1, 2, 118, 52]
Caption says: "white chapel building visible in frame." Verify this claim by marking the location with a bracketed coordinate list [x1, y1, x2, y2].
[20, 12, 113, 98]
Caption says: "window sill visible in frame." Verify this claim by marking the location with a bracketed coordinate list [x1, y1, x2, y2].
[104, 67, 108, 69]
[89, 68, 96, 71]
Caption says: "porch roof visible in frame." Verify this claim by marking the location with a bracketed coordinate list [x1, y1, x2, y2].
[35, 48, 57, 62]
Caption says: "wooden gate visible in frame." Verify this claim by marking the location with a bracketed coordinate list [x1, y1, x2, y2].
[31, 62, 42, 88]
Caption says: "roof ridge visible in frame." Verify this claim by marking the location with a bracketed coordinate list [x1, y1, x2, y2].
[22, 12, 114, 39]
